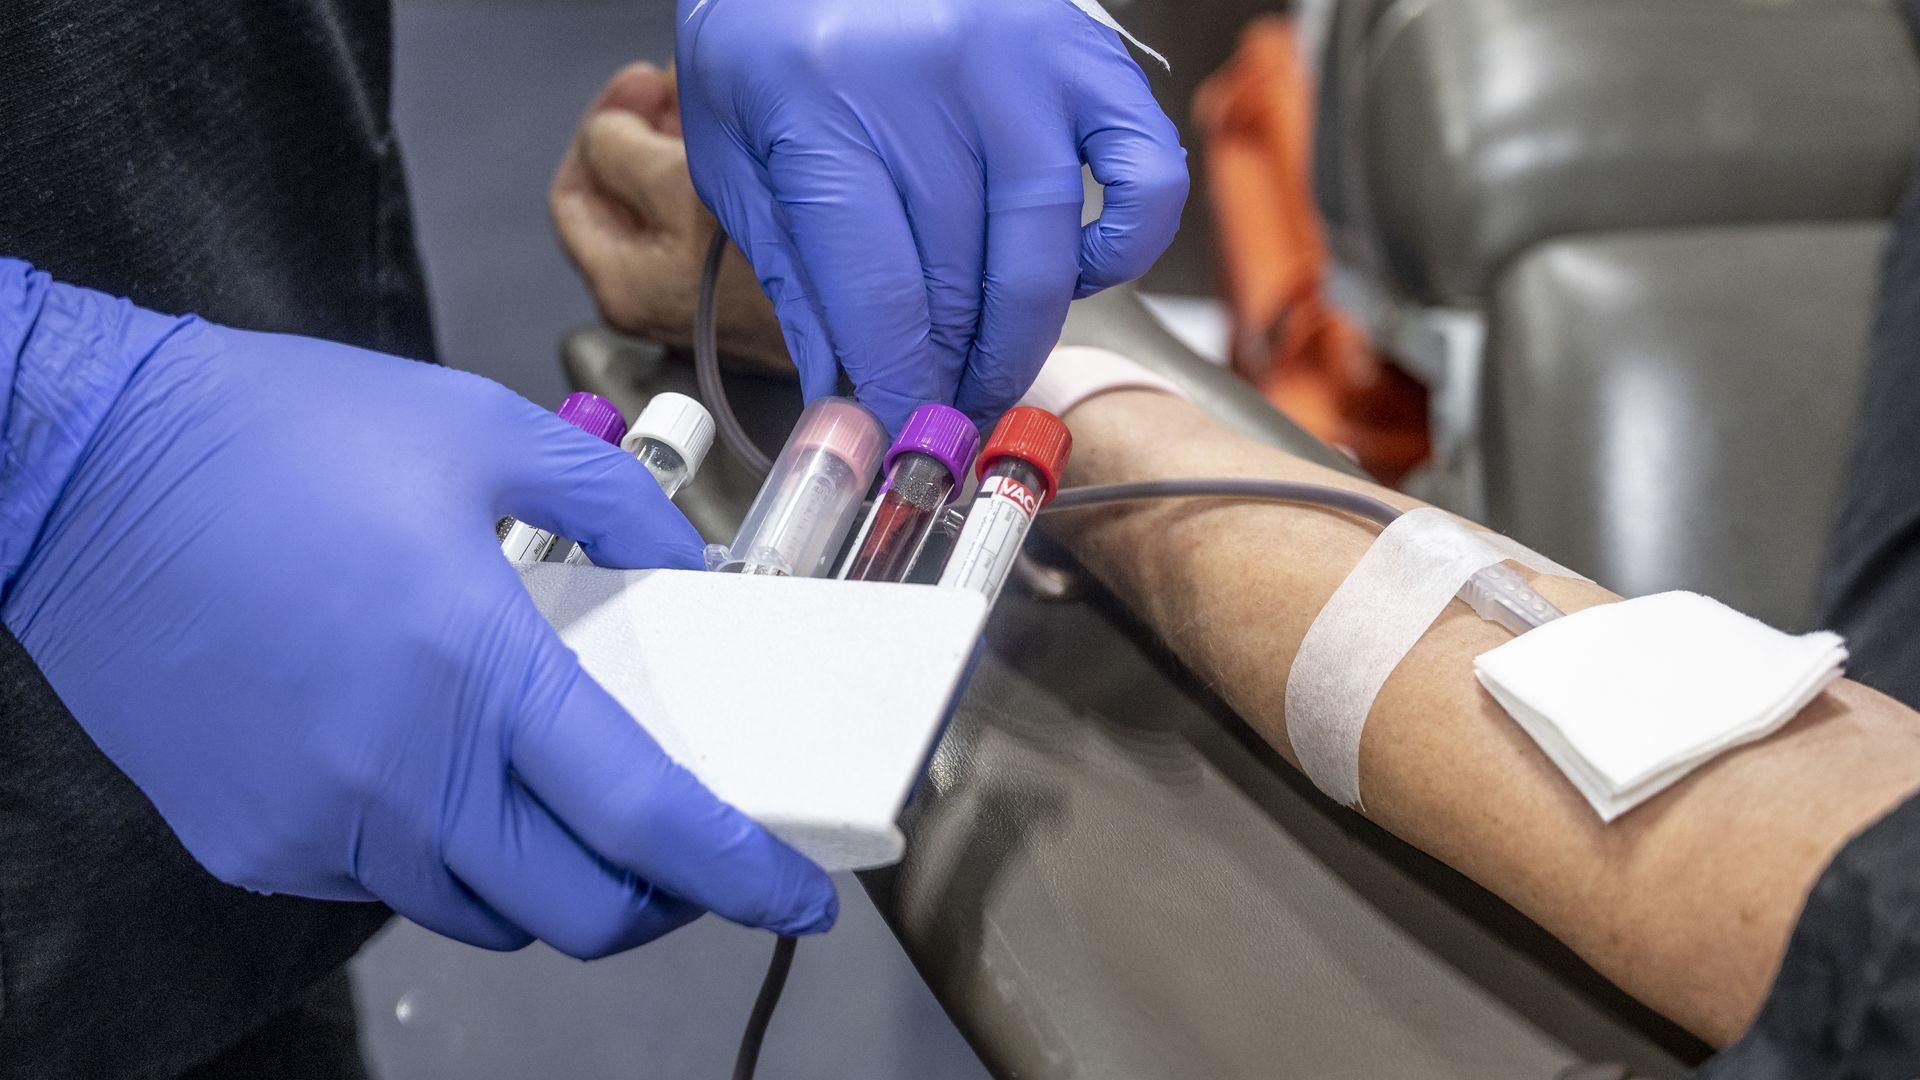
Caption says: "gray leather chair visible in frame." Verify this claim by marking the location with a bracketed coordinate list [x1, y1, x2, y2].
[563, 286, 1700, 1078]
[1316, 0, 1917, 629]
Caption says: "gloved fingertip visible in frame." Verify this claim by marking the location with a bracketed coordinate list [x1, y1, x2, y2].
[953, 368, 1035, 430]
[853, 383, 922, 435]
[769, 867, 839, 937]
[577, 514, 705, 572]
[1076, 137, 1190, 293]
[960, 402, 1003, 430]
[660, 538, 708, 572]
[774, 299, 841, 404]
[576, 535, 705, 572]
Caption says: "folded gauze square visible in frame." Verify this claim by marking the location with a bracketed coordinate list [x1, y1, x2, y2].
[1474, 591, 1847, 821]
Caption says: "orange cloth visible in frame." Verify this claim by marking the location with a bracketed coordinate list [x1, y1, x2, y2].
[1193, 15, 1429, 485]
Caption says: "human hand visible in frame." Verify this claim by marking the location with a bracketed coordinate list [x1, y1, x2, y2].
[676, 0, 1189, 430]
[0, 262, 836, 957]
[551, 62, 791, 375]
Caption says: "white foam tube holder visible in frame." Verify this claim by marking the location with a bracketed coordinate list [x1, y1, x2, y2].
[517, 564, 988, 872]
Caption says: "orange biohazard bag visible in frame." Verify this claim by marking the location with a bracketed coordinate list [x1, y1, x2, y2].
[1193, 15, 1429, 485]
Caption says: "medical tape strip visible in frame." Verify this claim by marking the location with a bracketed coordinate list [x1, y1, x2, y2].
[1285, 507, 1585, 809]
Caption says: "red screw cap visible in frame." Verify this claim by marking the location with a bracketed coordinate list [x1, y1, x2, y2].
[975, 406, 1072, 505]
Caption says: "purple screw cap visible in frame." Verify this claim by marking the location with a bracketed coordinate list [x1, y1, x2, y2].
[885, 403, 979, 502]
[555, 391, 627, 446]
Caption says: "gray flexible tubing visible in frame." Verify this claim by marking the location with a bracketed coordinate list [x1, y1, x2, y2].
[692, 228, 1562, 630]
[1044, 479, 1401, 525]
[696, 230, 775, 478]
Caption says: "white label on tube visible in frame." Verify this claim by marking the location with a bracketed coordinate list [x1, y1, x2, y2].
[938, 474, 1040, 603]
[501, 520, 559, 564]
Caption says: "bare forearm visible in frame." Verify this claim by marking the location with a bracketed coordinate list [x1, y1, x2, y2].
[1048, 390, 1920, 1045]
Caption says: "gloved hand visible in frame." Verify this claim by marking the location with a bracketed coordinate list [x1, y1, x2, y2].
[676, 0, 1189, 430]
[0, 262, 836, 957]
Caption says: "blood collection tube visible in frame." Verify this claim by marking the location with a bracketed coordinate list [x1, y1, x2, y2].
[936, 407, 1072, 604]
[499, 392, 626, 563]
[562, 392, 717, 566]
[838, 404, 979, 583]
[624, 392, 715, 499]
[712, 397, 887, 577]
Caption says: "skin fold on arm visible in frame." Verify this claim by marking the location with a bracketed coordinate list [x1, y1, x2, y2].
[1045, 389, 1920, 1048]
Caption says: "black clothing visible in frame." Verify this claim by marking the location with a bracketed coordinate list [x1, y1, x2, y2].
[0, 0, 433, 358]
[1698, 3, 1920, 1074]
[0, 2, 426, 1076]
[1815, 87, 1920, 712]
[1695, 792, 1920, 1079]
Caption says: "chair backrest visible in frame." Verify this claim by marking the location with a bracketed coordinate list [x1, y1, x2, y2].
[1313, 0, 1916, 626]
[1486, 223, 1885, 630]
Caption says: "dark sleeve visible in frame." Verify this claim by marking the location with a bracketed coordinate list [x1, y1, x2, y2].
[1813, 0, 1920, 709]
[1693, 791, 1920, 1080]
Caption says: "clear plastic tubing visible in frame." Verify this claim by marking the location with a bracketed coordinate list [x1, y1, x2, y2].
[937, 407, 1072, 604]
[563, 392, 717, 566]
[711, 397, 887, 577]
[838, 403, 979, 583]
[500, 392, 626, 564]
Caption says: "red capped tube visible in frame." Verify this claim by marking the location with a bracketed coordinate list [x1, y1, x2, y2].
[935, 407, 1072, 604]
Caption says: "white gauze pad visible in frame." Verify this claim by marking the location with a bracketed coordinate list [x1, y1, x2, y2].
[1474, 592, 1847, 821]
[1286, 508, 1583, 809]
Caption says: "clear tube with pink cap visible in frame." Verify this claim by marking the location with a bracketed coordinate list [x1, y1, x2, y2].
[709, 397, 887, 577]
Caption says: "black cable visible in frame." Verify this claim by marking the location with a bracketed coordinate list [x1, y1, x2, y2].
[696, 230, 794, 1080]
[696, 228, 776, 479]
[731, 935, 798, 1080]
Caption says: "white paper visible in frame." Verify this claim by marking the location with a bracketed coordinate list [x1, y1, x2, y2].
[1475, 591, 1847, 821]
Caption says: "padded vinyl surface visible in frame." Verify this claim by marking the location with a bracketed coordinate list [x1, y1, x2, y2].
[570, 288, 1704, 1078]
[1484, 223, 1885, 631]
[1357, 0, 1917, 304]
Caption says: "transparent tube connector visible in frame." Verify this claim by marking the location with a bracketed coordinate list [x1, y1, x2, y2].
[713, 397, 887, 578]
[1458, 561, 1565, 635]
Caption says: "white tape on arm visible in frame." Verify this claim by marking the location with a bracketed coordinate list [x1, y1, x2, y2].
[1285, 508, 1578, 809]
[1022, 345, 1186, 418]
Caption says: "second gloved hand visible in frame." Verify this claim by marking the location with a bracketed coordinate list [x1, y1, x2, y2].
[0, 263, 836, 958]
[676, 0, 1189, 430]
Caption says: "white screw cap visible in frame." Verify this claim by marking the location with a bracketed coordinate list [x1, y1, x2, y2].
[625, 392, 716, 475]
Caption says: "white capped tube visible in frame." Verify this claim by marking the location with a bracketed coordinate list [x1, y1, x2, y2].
[563, 392, 717, 566]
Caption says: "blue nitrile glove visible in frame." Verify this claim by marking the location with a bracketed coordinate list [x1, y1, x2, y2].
[0, 261, 836, 957]
[676, 0, 1189, 430]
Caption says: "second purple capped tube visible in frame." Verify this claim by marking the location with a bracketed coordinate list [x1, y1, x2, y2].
[499, 392, 627, 563]
[837, 403, 979, 583]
